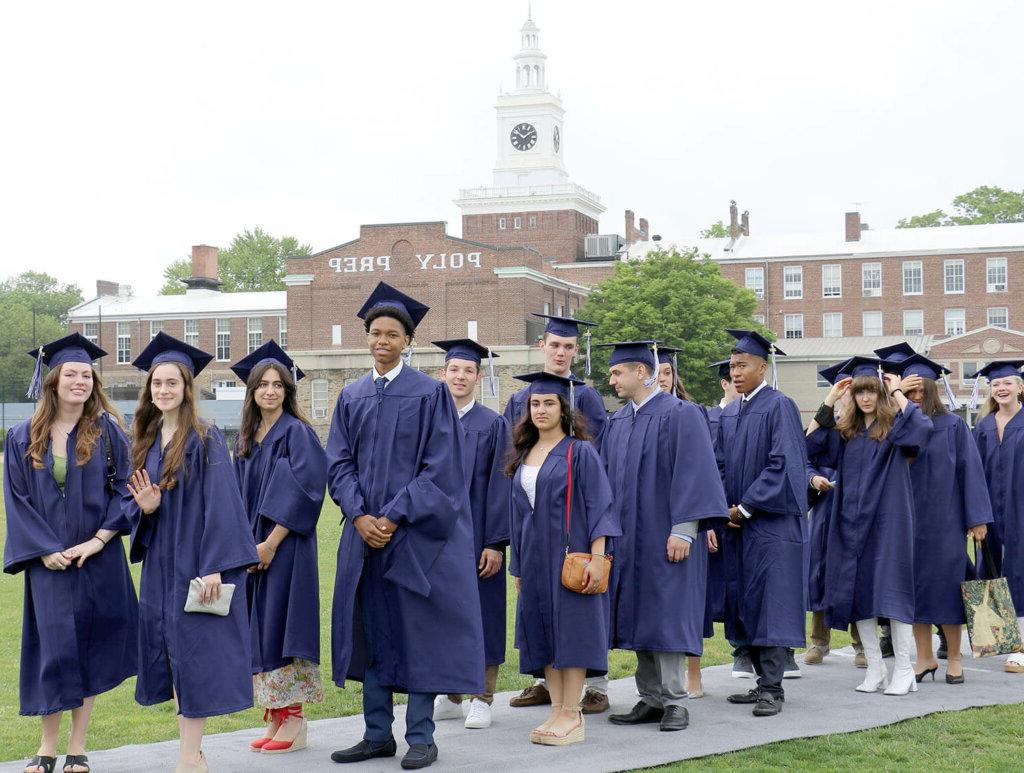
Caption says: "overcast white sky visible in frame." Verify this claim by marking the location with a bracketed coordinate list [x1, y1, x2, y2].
[3, 0, 1022, 297]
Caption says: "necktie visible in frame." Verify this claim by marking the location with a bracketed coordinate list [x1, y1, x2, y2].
[375, 376, 388, 400]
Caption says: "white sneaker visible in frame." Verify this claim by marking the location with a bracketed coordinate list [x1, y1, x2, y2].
[432, 695, 464, 721]
[464, 698, 492, 729]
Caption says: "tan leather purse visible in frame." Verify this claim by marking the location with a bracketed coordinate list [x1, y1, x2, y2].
[560, 441, 612, 594]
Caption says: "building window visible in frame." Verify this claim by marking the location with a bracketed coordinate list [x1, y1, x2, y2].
[213, 379, 237, 391]
[215, 318, 231, 361]
[311, 378, 329, 419]
[944, 259, 964, 294]
[783, 266, 803, 299]
[962, 361, 981, 388]
[902, 261, 923, 295]
[278, 316, 287, 348]
[247, 317, 262, 354]
[149, 320, 164, 340]
[498, 217, 507, 230]
[184, 319, 199, 347]
[116, 322, 131, 364]
[467, 320, 478, 340]
[745, 267, 764, 299]
[987, 257, 1008, 292]
[822, 312, 843, 338]
[784, 313, 804, 339]
[822, 265, 842, 298]
[513, 216, 522, 229]
[944, 308, 966, 336]
[752, 313, 765, 325]
[331, 324, 343, 346]
[528, 216, 537, 228]
[988, 307, 1009, 329]
[903, 310, 924, 336]
[557, 305, 563, 317]
[543, 302, 551, 316]
[84, 321, 98, 343]
[863, 311, 883, 336]
[862, 262, 881, 297]
[816, 366, 832, 389]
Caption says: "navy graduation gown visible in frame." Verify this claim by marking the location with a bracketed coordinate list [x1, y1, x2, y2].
[234, 412, 327, 673]
[974, 409, 1024, 607]
[510, 438, 620, 677]
[805, 430, 841, 613]
[703, 403, 728, 636]
[461, 402, 512, 667]
[503, 379, 607, 443]
[327, 366, 485, 694]
[809, 402, 932, 630]
[601, 391, 728, 654]
[909, 413, 993, 624]
[127, 425, 258, 718]
[4, 416, 138, 716]
[715, 385, 809, 648]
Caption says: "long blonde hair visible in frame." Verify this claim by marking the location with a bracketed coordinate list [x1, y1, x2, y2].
[130, 362, 207, 489]
[27, 366, 122, 469]
[979, 375, 1024, 418]
[837, 375, 897, 442]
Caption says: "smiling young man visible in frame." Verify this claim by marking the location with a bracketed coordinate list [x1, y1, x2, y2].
[432, 339, 511, 731]
[597, 342, 729, 732]
[715, 329, 809, 718]
[326, 283, 485, 770]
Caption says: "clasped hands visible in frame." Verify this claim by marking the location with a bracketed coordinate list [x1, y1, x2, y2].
[354, 514, 398, 548]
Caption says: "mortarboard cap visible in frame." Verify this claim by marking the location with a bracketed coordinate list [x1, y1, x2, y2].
[726, 328, 785, 360]
[844, 355, 884, 380]
[656, 345, 682, 365]
[432, 338, 497, 365]
[708, 359, 731, 380]
[230, 339, 304, 384]
[874, 342, 917, 364]
[531, 313, 597, 339]
[357, 281, 430, 330]
[514, 371, 585, 399]
[26, 332, 107, 399]
[132, 331, 214, 376]
[818, 357, 857, 386]
[972, 361, 1024, 381]
[595, 340, 657, 370]
[894, 353, 950, 380]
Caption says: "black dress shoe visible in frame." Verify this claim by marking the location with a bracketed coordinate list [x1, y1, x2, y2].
[727, 688, 760, 704]
[752, 695, 783, 717]
[608, 700, 664, 725]
[659, 705, 689, 731]
[401, 743, 438, 770]
[331, 737, 398, 763]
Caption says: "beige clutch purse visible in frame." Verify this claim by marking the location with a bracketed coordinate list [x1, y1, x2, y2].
[183, 577, 235, 616]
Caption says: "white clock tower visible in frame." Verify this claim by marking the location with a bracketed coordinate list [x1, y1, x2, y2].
[456, 8, 604, 262]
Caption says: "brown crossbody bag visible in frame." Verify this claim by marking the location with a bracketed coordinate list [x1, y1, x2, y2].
[560, 441, 612, 594]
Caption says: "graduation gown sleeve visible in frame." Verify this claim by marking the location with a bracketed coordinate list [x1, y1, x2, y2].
[669, 401, 729, 527]
[100, 416, 133, 533]
[738, 395, 809, 516]
[326, 394, 367, 522]
[481, 415, 512, 548]
[199, 430, 261, 576]
[249, 420, 326, 537]
[3, 431, 64, 574]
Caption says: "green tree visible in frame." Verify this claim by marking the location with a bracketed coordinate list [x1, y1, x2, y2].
[0, 271, 84, 322]
[700, 220, 730, 238]
[897, 186, 1024, 228]
[159, 258, 191, 295]
[578, 249, 768, 405]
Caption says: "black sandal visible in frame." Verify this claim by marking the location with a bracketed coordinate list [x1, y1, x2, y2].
[62, 755, 89, 773]
[24, 756, 57, 773]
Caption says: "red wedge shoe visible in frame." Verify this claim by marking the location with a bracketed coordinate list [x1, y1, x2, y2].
[250, 708, 282, 751]
[262, 705, 307, 754]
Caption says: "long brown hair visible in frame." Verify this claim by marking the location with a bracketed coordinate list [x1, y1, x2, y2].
[914, 377, 949, 418]
[979, 376, 1024, 418]
[837, 375, 897, 442]
[130, 362, 207, 489]
[27, 365, 122, 469]
[236, 362, 313, 458]
[504, 394, 592, 477]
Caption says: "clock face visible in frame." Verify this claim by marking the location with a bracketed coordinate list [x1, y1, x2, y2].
[510, 122, 538, 151]
[553, 126, 560, 153]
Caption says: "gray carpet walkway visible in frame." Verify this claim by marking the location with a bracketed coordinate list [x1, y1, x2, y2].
[4, 640, 1022, 772]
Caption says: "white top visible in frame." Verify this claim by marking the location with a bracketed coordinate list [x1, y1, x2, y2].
[370, 360, 404, 384]
[458, 400, 476, 419]
[520, 464, 541, 509]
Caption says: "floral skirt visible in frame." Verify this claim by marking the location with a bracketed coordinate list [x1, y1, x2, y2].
[253, 658, 324, 709]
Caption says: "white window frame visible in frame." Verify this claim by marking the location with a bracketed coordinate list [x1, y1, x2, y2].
[822, 312, 843, 338]
[745, 267, 765, 299]
[528, 215, 537, 228]
[862, 262, 881, 297]
[902, 260, 923, 295]
[184, 319, 199, 347]
[862, 310, 883, 336]
[149, 320, 164, 340]
[116, 321, 131, 364]
[783, 266, 803, 299]
[944, 308, 966, 336]
[311, 378, 329, 419]
[903, 310, 924, 336]
[331, 324, 343, 346]
[83, 321, 98, 343]
[784, 313, 804, 339]
[944, 259, 965, 294]
[247, 317, 263, 354]
[988, 307, 1009, 329]
[751, 313, 765, 325]
[987, 257, 1007, 292]
[513, 216, 522, 229]
[215, 318, 231, 361]
[467, 320, 478, 340]
[498, 217, 507, 230]
[543, 302, 551, 316]
[821, 265, 842, 298]
[278, 316, 287, 348]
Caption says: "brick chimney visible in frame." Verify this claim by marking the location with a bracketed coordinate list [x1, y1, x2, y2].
[845, 212, 864, 242]
[740, 211, 750, 237]
[638, 217, 649, 241]
[96, 279, 119, 297]
[624, 210, 637, 242]
[183, 245, 222, 291]
[729, 201, 740, 239]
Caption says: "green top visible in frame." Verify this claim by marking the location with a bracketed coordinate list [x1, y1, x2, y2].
[52, 454, 68, 489]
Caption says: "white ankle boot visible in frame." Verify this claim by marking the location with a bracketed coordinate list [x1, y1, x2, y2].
[855, 618, 888, 693]
[884, 621, 918, 696]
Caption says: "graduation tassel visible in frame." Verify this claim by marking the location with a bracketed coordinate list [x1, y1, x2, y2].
[878, 363, 892, 406]
[644, 342, 659, 388]
[584, 329, 592, 378]
[291, 364, 298, 385]
[969, 374, 982, 412]
[941, 373, 961, 410]
[672, 352, 679, 392]
[568, 379, 576, 437]
[487, 347, 497, 398]
[770, 344, 779, 390]
[401, 342, 414, 368]
[26, 346, 45, 400]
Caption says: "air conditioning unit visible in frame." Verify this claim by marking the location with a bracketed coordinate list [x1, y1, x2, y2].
[863, 288, 881, 297]
[585, 234, 625, 260]
[993, 283, 1006, 292]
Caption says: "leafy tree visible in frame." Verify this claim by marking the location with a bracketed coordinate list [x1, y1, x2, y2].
[159, 258, 191, 295]
[578, 249, 768, 405]
[0, 272, 83, 322]
[897, 186, 1024, 228]
[700, 220, 730, 238]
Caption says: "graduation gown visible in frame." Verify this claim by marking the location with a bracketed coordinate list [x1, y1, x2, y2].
[601, 391, 728, 654]
[715, 385, 809, 648]
[127, 425, 258, 718]
[909, 412, 993, 624]
[703, 403, 728, 635]
[3, 416, 138, 716]
[974, 409, 1024, 607]
[461, 402, 512, 667]
[504, 379, 607, 443]
[809, 402, 932, 630]
[510, 437, 620, 676]
[234, 412, 327, 674]
[327, 366, 485, 694]
[806, 430, 841, 613]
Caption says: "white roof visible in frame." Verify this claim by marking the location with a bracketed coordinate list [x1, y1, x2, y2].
[623, 222, 1024, 263]
[69, 289, 286, 321]
[778, 335, 934, 361]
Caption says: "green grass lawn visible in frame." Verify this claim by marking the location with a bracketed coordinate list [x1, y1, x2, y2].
[2, 463, 1023, 767]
